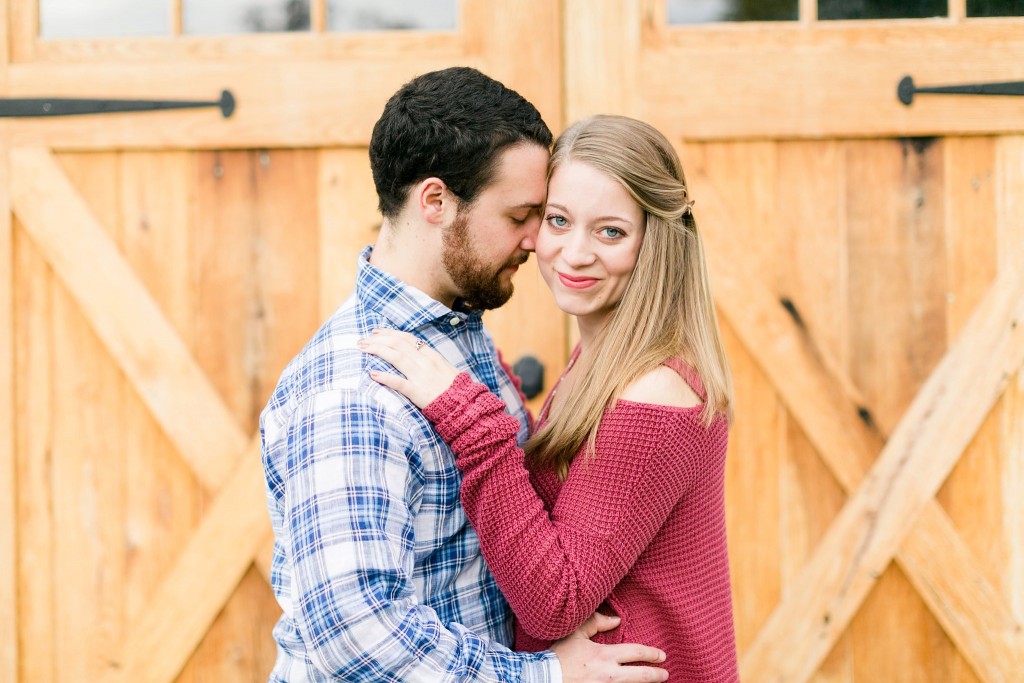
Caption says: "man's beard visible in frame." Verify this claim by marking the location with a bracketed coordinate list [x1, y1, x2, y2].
[442, 209, 528, 310]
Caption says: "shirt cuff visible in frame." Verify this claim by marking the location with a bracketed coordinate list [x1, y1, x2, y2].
[521, 651, 562, 683]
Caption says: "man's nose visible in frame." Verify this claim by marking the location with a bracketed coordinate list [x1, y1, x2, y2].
[519, 217, 541, 252]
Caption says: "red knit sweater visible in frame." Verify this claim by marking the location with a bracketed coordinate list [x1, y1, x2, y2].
[422, 358, 740, 682]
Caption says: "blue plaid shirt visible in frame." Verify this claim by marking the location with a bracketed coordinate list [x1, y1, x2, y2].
[261, 247, 560, 682]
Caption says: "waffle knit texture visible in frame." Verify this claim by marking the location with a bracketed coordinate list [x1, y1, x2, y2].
[423, 358, 740, 682]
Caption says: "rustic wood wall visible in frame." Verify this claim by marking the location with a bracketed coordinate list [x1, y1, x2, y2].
[3, 1, 1024, 682]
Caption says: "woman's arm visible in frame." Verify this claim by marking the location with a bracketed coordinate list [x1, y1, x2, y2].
[358, 328, 704, 640]
[424, 373, 702, 641]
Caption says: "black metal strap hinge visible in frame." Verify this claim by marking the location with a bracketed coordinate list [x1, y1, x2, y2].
[0, 89, 235, 118]
[898, 76, 1024, 105]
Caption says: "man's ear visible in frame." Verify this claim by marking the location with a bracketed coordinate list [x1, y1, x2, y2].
[413, 177, 453, 226]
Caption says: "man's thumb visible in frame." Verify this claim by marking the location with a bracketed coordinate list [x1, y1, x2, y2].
[581, 611, 621, 638]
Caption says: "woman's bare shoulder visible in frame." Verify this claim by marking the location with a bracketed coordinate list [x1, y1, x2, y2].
[618, 365, 701, 409]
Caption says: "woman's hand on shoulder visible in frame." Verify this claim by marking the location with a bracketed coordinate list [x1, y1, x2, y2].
[618, 366, 701, 408]
[358, 329, 460, 409]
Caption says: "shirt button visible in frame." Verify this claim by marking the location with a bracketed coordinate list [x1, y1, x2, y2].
[450, 316, 461, 326]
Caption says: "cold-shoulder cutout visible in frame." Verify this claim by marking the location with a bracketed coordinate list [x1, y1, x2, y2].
[618, 364, 703, 409]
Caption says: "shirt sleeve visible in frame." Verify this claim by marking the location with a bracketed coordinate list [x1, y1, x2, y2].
[423, 373, 702, 642]
[275, 387, 560, 681]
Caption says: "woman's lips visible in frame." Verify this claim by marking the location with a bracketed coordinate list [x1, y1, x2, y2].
[557, 272, 599, 289]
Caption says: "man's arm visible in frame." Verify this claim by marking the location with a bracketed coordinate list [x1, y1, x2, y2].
[274, 388, 554, 681]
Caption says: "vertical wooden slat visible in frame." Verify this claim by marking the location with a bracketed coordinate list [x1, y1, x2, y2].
[936, 137, 1001, 683]
[776, 140, 848, 383]
[0, 14, 16, 668]
[8, 0, 35, 62]
[846, 138, 948, 434]
[14, 220, 54, 683]
[311, 0, 327, 33]
[187, 149, 316, 678]
[193, 150, 319, 432]
[799, 0, 817, 24]
[117, 152, 204, 640]
[170, 0, 182, 37]
[685, 141, 785, 655]
[0, 166, 15, 683]
[775, 139, 852, 681]
[249, 150, 320, 409]
[722, 317, 783, 655]
[844, 137, 955, 681]
[950, 0, 967, 21]
[51, 281, 127, 682]
[177, 567, 278, 682]
[996, 135, 1024, 627]
[50, 154, 126, 683]
[193, 151, 260, 426]
[318, 149, 379, 320]
[564, 0, 642, 122]
[780, 419, 853, 683]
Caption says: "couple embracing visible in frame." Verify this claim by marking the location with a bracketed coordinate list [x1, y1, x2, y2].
[260, 67, 739, 683]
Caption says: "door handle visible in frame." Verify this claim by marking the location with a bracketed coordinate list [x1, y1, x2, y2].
[898, 75, 1024, 105]
[512, 355, 545, 400]
[0, 89, 235, 118]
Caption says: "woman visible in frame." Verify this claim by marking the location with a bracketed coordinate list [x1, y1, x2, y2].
[359, 115, 739, 681]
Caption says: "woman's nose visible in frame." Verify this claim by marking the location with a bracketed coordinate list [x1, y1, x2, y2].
[563, 231, 596, 267]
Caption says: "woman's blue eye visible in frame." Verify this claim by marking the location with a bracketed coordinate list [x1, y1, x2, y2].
[601, 227, 623, 238]
[547, 214, 568, 228]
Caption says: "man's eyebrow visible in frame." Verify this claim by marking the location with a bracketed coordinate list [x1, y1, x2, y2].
[509, 202, 543, 210]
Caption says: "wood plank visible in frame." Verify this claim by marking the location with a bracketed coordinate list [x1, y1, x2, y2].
[846, 138, 947, 435]
[843, 137, 954, 679]
[944, 138, 998, 338]
[996, 136, 1024, 273]
[775, 140, 847, 367]
[0, 132, 18, 683]
[8, 61, 458, 150]
[466, 0, 562, 129]
[779, 417, 852, 683]
[116, 152, 206, 630]
[563, 0, 642, 122]
[8, 0, 35, 63]
[14, 221, 55, 683]
[1004, 372, 1024, 626]
[318, 149, 379, 320]
[30, 31, 462, 64]
[192, 149, 319, 429]
[720, 319, 783, 654]
[51, 281, 127, 682]
[100, 439, 269, 683]
[691, 161, 1024, 681]
[177, 566, 279, 682]
[996, 135, 1024, 627]
[50, 153, 127, 683]
[10, 147, 247, 489]
[935, 140, 1005, 682]
[739, 265, 1024, 682]
[849, 565, 954, 681]
[642, 23, 1024, 140]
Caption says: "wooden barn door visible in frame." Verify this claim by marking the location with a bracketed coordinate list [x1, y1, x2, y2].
[566, 1, 1024, 681]
[0, 2, 563, 682]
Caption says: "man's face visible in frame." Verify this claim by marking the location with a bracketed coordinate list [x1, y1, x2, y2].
[442, 143, 549, 309]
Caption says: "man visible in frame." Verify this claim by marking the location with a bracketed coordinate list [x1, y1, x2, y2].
[261, 67, 668, 682]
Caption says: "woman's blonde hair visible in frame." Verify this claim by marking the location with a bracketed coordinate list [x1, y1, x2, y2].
[525, 115, 733, 478]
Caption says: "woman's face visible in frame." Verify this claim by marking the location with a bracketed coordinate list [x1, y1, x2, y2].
[536, 160, 645, 330]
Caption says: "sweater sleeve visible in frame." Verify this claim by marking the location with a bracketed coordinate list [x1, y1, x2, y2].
[423, 372, 703, 641]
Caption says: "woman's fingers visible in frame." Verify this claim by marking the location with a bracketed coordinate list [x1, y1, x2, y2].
[358, 330, 461, 408]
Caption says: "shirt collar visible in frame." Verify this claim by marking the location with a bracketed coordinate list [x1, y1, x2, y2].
[355, 246, 482, 332]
